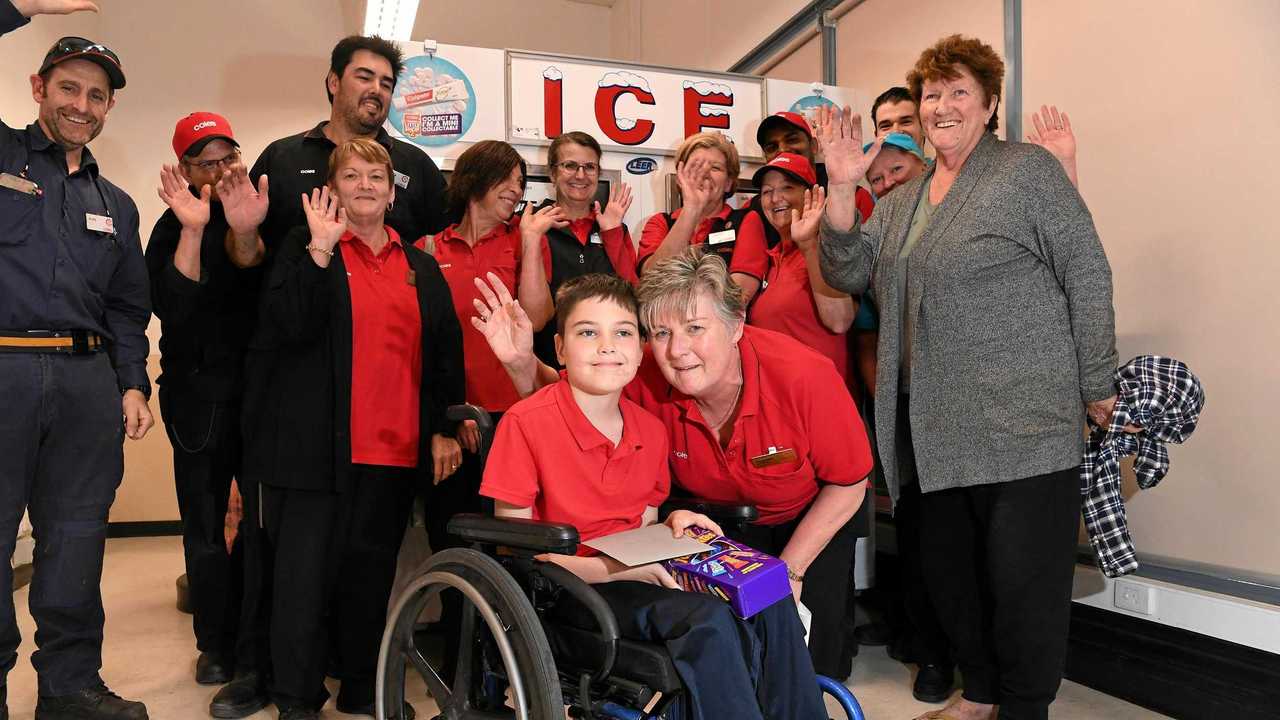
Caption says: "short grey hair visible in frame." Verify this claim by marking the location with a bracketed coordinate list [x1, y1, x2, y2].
[637, 247, 745, 332]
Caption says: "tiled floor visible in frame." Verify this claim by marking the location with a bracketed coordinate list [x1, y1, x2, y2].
[6, 537, 1169, 719]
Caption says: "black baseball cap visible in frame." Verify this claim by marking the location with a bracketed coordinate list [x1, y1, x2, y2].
[39, 36, 126, 90]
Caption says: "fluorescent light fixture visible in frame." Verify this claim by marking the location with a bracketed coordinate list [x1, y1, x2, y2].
[363, 0, 419, 41]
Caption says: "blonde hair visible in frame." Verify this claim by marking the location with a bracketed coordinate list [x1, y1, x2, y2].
[327, 137, 393, 183]
[675, 132, 740, 196]
[637, 247, 745, 332]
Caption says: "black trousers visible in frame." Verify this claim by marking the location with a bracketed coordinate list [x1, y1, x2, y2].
[422, 414, 497, 684]
[159, 387, 243, 660]
[552, 582, 827, 720]
[0, 353, 123, 696]
[233, 469, 271, 677]
[263, 468, 415, 710]
[892, 403, 954, 668]
[733, 507, 859, 678]
[909, 426, 1081, 719]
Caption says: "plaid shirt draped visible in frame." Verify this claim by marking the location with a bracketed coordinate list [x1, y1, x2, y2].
[1080, 355, 1205, 578]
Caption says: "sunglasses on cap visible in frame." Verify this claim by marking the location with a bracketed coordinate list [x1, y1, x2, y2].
[40, 36, 126, 89]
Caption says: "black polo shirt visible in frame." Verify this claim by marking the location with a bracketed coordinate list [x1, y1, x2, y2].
[0, 107, 151, 396]
[145, 197, 263, 403]
[248, 121, 448, 255]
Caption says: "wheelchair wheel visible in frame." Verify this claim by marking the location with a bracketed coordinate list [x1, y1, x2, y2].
[376, 547, 564, 720]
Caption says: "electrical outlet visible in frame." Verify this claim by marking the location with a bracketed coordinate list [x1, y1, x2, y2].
[1114, 580, 1153, 615]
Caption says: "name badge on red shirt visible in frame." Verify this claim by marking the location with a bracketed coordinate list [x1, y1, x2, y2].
[750, 446, 797, 468]
[707, 228, 736, 245]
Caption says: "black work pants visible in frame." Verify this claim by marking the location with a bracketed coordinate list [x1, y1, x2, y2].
[263, 467, 415, 710]
[0, 353, 124, 696]
[910, 423, 1081, 719]
[733, 507, 859, 678]
[892, 403, 954, 668]
[159, 387, 243, 661]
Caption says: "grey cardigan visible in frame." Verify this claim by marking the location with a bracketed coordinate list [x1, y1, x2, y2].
[819, 133, 1117, 501]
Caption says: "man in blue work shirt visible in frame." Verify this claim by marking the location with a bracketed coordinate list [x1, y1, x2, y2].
[0, 1, 152, 718]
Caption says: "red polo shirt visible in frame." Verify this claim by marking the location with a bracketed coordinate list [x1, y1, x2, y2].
[748, 240, 851, 383]
[421, 219, 552, 411]
[625, 326, 870, 525]
[340, 227, 422, 467]
[637, 203, 768, 280]
[480, 378, 671, 555]
[555, 213, 640, 286]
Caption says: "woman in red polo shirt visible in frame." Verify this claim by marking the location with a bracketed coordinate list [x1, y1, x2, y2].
[243, 138, 463, 719]
[747, 152, 856, 382]
[638, 132, 768, 303]
[470, 248, 871, 680]
[530, 131, 637, 367]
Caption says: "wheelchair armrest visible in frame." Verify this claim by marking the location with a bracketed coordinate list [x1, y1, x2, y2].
[447, 513, 579, 556]
[659, 497, 759, 524]
[446, 403, 494, 433]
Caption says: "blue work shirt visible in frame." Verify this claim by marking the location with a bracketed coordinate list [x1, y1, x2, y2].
[1, 2, 151, 396]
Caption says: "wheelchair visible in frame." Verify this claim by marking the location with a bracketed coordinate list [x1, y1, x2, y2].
[374, 405, 866, 720]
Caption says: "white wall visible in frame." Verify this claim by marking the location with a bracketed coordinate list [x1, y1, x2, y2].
[414, 0, 612, 57]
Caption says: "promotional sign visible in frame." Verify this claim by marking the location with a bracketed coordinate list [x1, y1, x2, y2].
[387, 42, 505, 151]
[509, 51, 766, 159]
[764, 78, 858, 138]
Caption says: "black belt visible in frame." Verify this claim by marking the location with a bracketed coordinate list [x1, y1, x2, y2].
[0, 330, 107, 355]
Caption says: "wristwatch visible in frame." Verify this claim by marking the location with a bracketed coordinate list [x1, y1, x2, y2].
[787, 567, 805, 583]
[121, 385, 150, 400]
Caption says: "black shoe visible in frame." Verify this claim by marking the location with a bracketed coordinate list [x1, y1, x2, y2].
[335, 698, 416, 719]
[912, 663, 955, 704]
[35, 686, 148, 720]
[209, 673, 269, 719]
[195, 652, 232, 685]
[277, 708, 318, 720]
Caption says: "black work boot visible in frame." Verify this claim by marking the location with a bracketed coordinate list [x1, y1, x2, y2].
[195, 652, 232, 685]
[34, 686, 147, 720]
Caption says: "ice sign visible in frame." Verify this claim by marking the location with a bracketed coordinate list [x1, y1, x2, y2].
[593, 71, 656, 146]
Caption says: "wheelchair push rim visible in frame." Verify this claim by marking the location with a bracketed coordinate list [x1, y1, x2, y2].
[376, 547, 564, 720]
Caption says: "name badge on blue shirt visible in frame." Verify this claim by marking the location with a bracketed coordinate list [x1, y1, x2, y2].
[86, 213, 115, 234]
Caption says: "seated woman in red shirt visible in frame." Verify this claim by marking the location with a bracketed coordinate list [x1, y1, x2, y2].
[242, 138, 464, 719]
[747, 152, 856, 383]
[637, 132, 768, 303]
[531, 131, 637, 366]
[481, 274, 827, 720]
[469, 247, 871, 679]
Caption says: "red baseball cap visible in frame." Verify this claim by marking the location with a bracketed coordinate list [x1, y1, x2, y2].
[171, 112, 239, 160]
[752, 152, 818, 188]
[756, 111, 814, 146]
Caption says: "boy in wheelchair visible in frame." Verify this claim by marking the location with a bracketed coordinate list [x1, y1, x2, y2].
[478, 274, 828, 720]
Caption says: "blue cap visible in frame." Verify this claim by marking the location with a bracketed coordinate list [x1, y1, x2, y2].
[864, 132, 924, 161]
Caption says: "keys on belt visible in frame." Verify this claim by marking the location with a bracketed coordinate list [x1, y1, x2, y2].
[0, 330, 106, 355]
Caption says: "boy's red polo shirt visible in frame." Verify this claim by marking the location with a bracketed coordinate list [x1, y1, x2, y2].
[480, 379, 671, 555]
[422, 219, 551, 411]
[748, 240, 851, 383]
[625, 326, 870, 525]
[637, 203, 768, 280]
[339, 227, 422, 467]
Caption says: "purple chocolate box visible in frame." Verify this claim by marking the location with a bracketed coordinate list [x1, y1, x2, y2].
[662, 527, 791, 618]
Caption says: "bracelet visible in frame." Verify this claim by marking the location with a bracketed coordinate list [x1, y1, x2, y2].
[787, 567, 805, 583]
[306, 243, 334, 257]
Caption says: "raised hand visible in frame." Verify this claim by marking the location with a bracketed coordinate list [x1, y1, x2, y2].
[218, 167, 269, 236]
[471, 272, 534, 367]
[14, 0, 99, 17]
[301, 186, 347, 253]
[519, 200, 569, 243]
[815, 104, 880, 186]
[675, 156, 718, 217]
[1026, 104, 1078, 187]
[157, 164, 210, 230]
[790, 185, 828, 253]
[595, 182, 633, 231]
